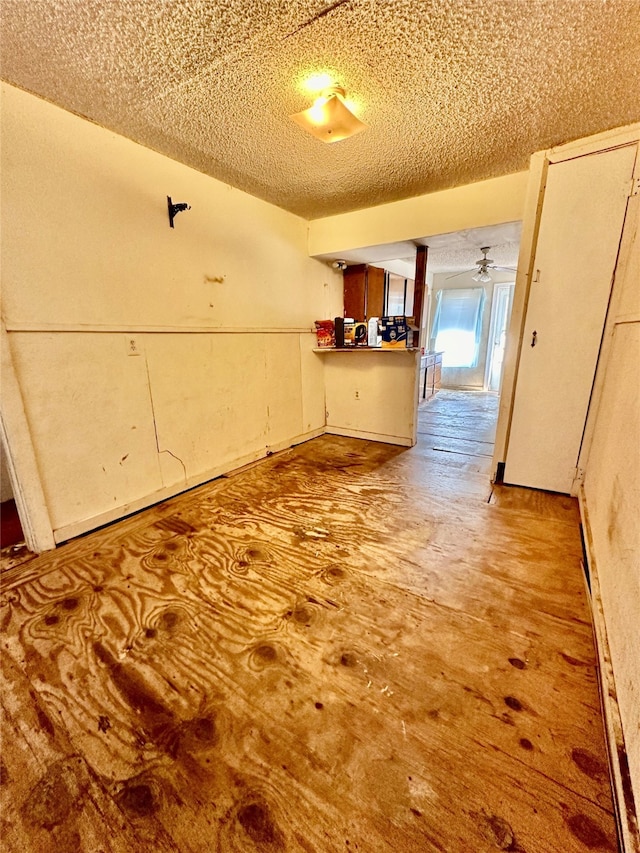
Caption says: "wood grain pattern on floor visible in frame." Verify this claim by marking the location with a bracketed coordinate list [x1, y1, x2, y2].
[0, 392, 617, 851]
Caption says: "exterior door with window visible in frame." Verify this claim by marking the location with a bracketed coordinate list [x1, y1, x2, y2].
[505, 144, 636, 493]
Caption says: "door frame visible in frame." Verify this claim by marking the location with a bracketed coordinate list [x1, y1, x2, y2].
[574, 146, 640, 489]
[0, 321, 55, 552]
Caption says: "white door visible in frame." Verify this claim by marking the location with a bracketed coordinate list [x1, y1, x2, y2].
[505, 144, 637, 493]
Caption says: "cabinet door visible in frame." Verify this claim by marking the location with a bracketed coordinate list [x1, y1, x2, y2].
[505, 144, 636, 493]
[425, 365, 435, 398]
[343, 266, 366, 319]
[434, 360, 442, 390]
[366, 266, 385, 318]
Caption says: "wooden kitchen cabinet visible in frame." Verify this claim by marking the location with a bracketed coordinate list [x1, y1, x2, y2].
[434, 352, 442, 391]
[343, 264, 385, 320]
[420, 351, 444, 400]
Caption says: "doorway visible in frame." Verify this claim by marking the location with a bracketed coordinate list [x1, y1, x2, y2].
[419, 272, 516, 474]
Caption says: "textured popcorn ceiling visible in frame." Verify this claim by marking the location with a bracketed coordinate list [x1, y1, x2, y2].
[2, 0, 640, 220]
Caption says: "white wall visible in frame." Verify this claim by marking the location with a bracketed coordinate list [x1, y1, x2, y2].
[0, 83, 342, 543]
[308, 172, 528, 258]
[323, 350, 420, 447]
[581, 182, 640, 833]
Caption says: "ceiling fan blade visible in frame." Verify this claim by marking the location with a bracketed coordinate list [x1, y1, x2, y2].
[445, 268, 475, 280]
[488, 265, 517, 272]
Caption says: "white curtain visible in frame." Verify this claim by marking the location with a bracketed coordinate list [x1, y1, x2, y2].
[432, 287, 485, 368]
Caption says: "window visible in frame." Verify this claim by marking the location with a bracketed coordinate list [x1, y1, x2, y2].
[432, 287, 485, 368]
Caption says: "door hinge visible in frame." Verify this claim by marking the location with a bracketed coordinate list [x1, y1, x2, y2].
[631, 177, 640, 197]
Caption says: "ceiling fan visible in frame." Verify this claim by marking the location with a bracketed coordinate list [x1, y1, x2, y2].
[446, 247, 516, 283]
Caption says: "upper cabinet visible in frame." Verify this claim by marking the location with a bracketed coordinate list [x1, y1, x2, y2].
[343, 264, 415, 320]
[343, 264, 385, 319]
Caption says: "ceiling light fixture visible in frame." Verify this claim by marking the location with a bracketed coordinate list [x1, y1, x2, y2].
[446, 247, 516, 283]
[472, 268, 492, 283]
[290, 86, 367, 143]
[472, 248, 494, 282]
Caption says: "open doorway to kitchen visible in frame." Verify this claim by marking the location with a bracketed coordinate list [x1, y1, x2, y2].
[416, 235, 518, 481]
[418, 271, 515, 477]
[316, 222, 520, 486]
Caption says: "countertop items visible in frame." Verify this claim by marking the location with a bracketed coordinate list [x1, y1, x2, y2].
[313, 347, 419, 353]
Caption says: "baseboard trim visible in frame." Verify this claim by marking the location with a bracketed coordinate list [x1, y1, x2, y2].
[579, 487, 640, 853]
[50, 420, 412, 545]
[52, 427, 325, 544]
[493, 461, 506, 484]
[325, 425, 414, 447]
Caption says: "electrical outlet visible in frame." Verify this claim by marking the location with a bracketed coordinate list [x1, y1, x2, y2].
[126, 336, 142, 356]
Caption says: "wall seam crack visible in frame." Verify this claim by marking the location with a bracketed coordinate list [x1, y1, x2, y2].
[144, 353, 167, 486]
[159, 449, 188, 484]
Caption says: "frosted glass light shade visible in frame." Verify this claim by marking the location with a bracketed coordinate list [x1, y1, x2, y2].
[291, 90, 367, 143]
[473, 269, 492, 283]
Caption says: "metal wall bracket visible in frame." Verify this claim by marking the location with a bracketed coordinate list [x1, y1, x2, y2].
[168, 196, 191, 228]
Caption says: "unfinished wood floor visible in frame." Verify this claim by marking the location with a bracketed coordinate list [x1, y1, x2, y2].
[0, 392, 616, 852]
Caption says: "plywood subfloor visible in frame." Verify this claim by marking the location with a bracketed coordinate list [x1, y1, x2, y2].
[0, 393, 617, 852]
